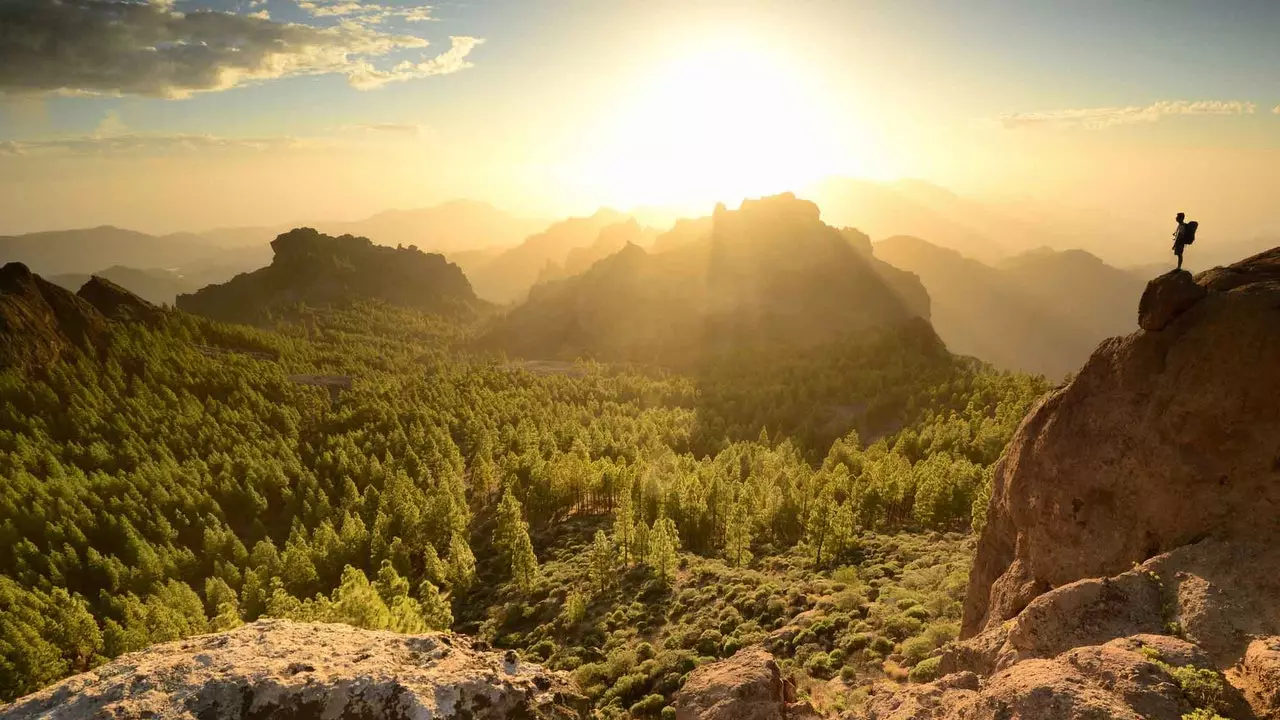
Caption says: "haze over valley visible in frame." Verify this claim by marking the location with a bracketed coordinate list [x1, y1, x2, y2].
[3, 2, 1280, 719]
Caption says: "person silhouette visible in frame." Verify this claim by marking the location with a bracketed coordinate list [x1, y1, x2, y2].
[1172, 212, 1189, 270]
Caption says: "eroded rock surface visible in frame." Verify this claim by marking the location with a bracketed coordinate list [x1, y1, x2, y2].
[1138, 269, 1206, 330]
[0, 619, 586, 720]
[862, 635, 1245, 720]
[674, 646, 814, 720]
[964, 247, 1280, 638]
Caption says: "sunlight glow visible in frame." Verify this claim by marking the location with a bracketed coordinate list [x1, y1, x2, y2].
[572, 37, 864, 212]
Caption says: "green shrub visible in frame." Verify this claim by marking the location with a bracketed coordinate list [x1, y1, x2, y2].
[629, 694, 665, 716]
[870, 636, 895, 656]
[904, 605, 931, 621]
[805, 652, 835, 679]
[661, 707, 677, 720]
[882, 614, 924, 641]
[696, 629, 724, 656]
[899, 636, 934, 666]
[908, 656, 941, 683]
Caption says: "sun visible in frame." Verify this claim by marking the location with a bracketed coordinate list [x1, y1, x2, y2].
[572, 37, 858, 213]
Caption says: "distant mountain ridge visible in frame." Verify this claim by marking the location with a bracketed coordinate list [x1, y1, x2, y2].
[874, 235, 1146, 377]
[482, 194, 931, 365]
[176, 228, 483, 324]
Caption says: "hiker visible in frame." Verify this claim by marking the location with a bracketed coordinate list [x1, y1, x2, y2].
[1172, 212, 1198, 270]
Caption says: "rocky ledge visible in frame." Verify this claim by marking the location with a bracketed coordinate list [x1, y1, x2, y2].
[0, 619, 587, 720]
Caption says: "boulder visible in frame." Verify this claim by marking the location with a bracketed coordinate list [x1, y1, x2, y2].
[0, 619, 586, 720]
[77, 275, 164, 325]
[673, 646, 790, 720]
[963, 248, 1280, 639]
[1137, 269, 1206, 330]
[1238, 637, 1280, 717]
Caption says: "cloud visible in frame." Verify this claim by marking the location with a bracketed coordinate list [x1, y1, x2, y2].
[1000, 100, 1257, 130]
[0, 123, 432, 157]
[1273, 105, 1280, 115]
[350, 36, 482, 89]
[296, 0, 436, 23]
[0, 0, 477, 98]
[0, 133, 319, 157]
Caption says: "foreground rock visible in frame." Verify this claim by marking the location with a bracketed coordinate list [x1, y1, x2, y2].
[0, 619, 586, 720]
[863, 635, 1247, 720]
[674, 646, 816, 720]
[964, 247, 1280, 638]
[1137, 268, 1206, 330]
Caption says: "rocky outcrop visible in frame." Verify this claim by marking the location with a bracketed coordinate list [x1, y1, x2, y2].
[77, 275, 164, 325]
[673, 646, 816, 720]
[177, 228, 482, 325]
[863, 635, 1246, 720]
[963, 247, 1280, 639]
[1239, 637, 1280, 717]
[944, 539, 1280, 680]
[0, 619, 586, 720]
[0, 262, 109, 371]
[1137, 269, 1206, 330]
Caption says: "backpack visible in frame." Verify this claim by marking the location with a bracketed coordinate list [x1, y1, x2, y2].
[1183, 221, 1198, 245]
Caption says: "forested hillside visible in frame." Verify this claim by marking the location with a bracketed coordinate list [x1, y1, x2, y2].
[0, 271, 1047, 711]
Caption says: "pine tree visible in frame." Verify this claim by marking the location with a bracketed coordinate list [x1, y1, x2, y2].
[495, 487, 539, 591]
[417, 581, 453, 630]
[613, 478, 635, 565]
[422, 543, 445, 587]
[650, 517, 679, 583]
[446, 532, 476, 591]
[724, 499, 753, 568]
[588, 530, 615, 593]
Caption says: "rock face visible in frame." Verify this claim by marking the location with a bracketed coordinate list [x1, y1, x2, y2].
[673, 646, 809, 720]
[863, 635, 1246, 720]
[177, 228, 481, 325]
[77, 275, 164, 325]
[0, 619, 586, 720]
[0, 262, 109, 371]
[963, 247, 1280, 639]
[1137, 269, 1207, 330]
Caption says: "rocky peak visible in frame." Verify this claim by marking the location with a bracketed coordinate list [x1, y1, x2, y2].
[76, 275, 164, 325]
[1, 619, 586, 720]
[0, 262, 109, 371]
[964, 247, 1280, 639]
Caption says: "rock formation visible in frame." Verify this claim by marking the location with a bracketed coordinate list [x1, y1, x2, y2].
[0, 262, 109, 371]
[77, 275, 165, 325]
[673, 646, 816, 720]
[856, 249, 1280, 719]
[483, 194, 931, 365]
[964, 247, 1280, 638]
[177, 228, 482, 325]
[0, 619, 586, 720]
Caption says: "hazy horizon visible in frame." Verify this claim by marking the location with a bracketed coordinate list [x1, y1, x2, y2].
[4, 1, 1280, 251]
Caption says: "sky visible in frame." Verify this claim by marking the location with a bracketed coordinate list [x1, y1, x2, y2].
[2, 0, 1280, 239]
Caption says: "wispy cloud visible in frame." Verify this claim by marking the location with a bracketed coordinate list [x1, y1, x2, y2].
[0, 124, 431, 157]
[1000, 100, 1257, 130]
[0, 0, 476, 98]
[296, 0, 436, 23]
[349, 36, 482, 89]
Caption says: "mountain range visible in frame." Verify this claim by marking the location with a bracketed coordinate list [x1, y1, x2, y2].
[481, 194, 931, 365]
[874, 236, 1147, 377]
